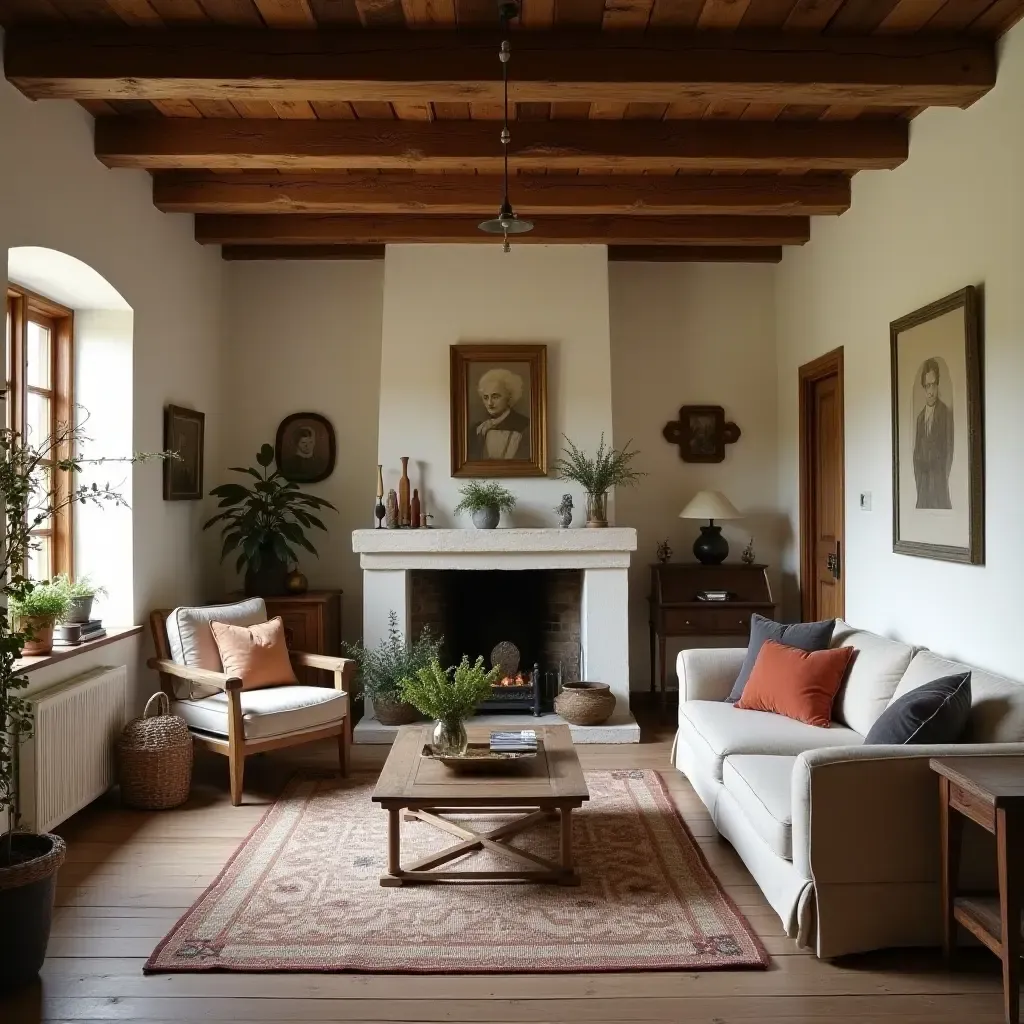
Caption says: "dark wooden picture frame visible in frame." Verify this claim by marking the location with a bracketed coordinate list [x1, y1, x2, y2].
[450, 344, 548, 478]
[275, 411, 337, 484]
[662, 405, 741, 464]
[890, 286, 984, 565]
[163, 405, 205, 501]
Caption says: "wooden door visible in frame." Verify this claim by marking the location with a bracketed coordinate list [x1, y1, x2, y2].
[799, 349, 845, 621]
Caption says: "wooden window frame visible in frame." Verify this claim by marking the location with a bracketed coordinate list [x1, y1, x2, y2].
[5, 284, 74, 580]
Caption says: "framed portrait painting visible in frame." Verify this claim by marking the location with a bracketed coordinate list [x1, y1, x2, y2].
[450, 344, 548, 478]
[275, 412, 336, 484]
[890, 286, 983, 564]
[163, 405, 205, 501]
[662, 405, 742, 464]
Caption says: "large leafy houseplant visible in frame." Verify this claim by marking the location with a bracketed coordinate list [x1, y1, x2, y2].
[203, 444, 337, 597]
[553, 433, 646, 528]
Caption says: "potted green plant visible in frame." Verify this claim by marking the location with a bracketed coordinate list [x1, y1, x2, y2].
[342, 611, 442, 726]
[553, 433, 646, 528]
[51, 573, 107, 624]
[9, 583, 70, 657]
[0, 416, 169, 987]
[400, 655, 500, 755]
[453, 480, 517, 530]
[203, 444, 337, 597]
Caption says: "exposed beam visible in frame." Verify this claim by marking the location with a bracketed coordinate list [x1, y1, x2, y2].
[222, 244, 386, 260]
[96, 118, 908, 171]
[4, 27, 995, 108]
[608, 246, 782, 262]
[154, 171, 851, 216]
[195, 214, 811, 246]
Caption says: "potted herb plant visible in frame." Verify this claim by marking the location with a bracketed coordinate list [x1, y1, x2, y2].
[453, 480, 517, 530]
[343, 611, 442, 726]
[51, 573, 107, 624]
[9, 583, 70, 657]
[0, 416, 169, 987]
[203, 444, 337, 597]
[400, 655, 500, 756]
[553, 433, 646, 528]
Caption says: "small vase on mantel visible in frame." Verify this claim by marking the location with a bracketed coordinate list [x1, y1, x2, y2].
[585, 491, 609, 528]
[398, 457, 411, 527]
[410, 488, 421, 530]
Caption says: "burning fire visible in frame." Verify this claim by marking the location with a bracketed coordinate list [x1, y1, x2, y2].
[495, 673, 531, 688]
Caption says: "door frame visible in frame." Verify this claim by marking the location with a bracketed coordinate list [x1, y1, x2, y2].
[798, 347, 845, 622]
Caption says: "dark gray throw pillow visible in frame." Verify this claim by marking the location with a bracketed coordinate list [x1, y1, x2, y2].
[727, 613, 836, 703]
[864, 672, 972, 745]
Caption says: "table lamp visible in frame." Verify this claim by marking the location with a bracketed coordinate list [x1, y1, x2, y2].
[679, 490, 742, 565]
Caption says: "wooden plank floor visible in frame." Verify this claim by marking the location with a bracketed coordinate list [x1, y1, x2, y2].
[2, 708, 1014, 1023]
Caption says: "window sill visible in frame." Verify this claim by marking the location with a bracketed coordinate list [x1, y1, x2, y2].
[15, 625, 144, 675]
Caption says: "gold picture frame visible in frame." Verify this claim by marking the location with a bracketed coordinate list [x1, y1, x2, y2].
[450, 344, 548, 478]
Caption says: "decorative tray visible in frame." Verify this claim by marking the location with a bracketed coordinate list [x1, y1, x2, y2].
[421, 742, 539, 772]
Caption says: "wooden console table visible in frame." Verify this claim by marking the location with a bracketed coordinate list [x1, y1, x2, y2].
[647, 563, 774, 710]
[932, 756, 1024, 1024]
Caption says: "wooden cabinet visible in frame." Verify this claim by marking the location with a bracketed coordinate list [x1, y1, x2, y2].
[264, 591, 342, 687]
[648, 563, 774, 709]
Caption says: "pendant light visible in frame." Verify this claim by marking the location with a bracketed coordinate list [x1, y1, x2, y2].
[478, 0, 534, 251]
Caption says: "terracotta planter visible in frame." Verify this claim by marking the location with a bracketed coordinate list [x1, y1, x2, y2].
[555, 681, 616, 726]
[372, 696, 421, 726]
[20, 616, 56, 656]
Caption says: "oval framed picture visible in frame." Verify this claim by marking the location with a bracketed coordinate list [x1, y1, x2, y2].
[275, 412, 336, 484]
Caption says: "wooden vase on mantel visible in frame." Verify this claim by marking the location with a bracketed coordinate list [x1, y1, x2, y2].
[398, 457, 411, 527]
[410, 488, 421, 530]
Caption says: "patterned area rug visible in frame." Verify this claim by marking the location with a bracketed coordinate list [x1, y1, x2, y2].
[145, 769, 769, 973]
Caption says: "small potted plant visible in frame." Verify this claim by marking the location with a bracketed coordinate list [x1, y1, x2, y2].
[453, 480, 517, 530]
[10, 582, 71, 656]
[51, 573, 107, 624]
[400, 655, 500, 756]
[553, 433, 646, 528]
[343, 611, 442, 726]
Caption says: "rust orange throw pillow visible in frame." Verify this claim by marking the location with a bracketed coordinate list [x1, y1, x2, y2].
[210, 616, 298, 691]
[735, 639, 855, 728]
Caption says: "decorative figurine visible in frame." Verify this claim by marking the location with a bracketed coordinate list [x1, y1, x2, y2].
[741, 537, 755, 565]
[656, 539, 672, 564]
[385, 489, 400, 529]
[374, 464, 386, 529]
[398, 456, 411, 527]
[554, 494, 574, 529]
[410, 488, 421, 530]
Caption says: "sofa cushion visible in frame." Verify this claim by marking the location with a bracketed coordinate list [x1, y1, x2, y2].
[166, 598, 268, 671]
[173, 685, 348, 741]
[866, 672, 972, 745]
[723, 755, 797, 860]
[830, 620, 918, 736]
[677, 699, 862, 783]
[893, 651, 1024, 743]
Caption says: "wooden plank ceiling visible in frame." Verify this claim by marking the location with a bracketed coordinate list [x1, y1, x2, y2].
[3, 0, 1021, 262]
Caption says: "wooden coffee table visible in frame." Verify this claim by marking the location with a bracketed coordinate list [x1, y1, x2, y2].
[371, 724, 589, 887]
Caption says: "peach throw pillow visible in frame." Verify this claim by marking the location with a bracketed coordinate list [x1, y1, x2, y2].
[210, 616, 298, 691]
[735, 639, 855, 728]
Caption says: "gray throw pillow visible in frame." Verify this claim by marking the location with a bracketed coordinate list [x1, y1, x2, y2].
[727, 613, 836, 703]
[864, 672, 972, 745]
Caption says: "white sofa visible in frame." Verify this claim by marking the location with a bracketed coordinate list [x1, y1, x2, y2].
[673, 620, 1024, 958]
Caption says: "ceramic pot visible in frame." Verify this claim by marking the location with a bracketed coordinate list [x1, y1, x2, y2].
[244, 544, 289, 597]
[20, 616, 55, 656]
[285, 569, 309, 594]
[692, 525, 729, 565]
[372, 697, 421, 726]
[585, 491, 609, 528]
[472, 506, 500, 530]
[431, 718, 469, 756]
[554, 681, 616, 726]
[65, 594, 94, 624]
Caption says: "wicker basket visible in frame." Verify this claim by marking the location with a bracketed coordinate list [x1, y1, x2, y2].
[118, 692, 193, 810]
[372, 696, 421, 726]
[554, 681, 616, 726]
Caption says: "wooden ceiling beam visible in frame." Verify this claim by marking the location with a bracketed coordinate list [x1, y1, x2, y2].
[194, 213, 811, 245]
[154, 170, 851, 215]
[222, 244, 386, 259]
[608, 246, 783, 262]
[4, 27, 995, 108]
[97, 118, 908, 171]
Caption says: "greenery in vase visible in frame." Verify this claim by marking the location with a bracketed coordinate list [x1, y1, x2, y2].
[553, 433, 646, 495]
[342, 610, 443, 703]
[9, 582, 70, 624]
[51, 572, 108, 600]
[400, 656, 500, 724]
[203, 444, 337, 577]
[453, 480, 517, 517]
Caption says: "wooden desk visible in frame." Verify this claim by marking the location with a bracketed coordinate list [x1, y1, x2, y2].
[647, 563, 774, 711]
[931, 756, 1024, 1024]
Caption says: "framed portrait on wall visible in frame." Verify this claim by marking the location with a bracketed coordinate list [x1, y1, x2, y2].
[450, 344, 548, 478]
[890, 286, 984, 564]
[275, 412, 336, 484]
[163, 405, 205, 501]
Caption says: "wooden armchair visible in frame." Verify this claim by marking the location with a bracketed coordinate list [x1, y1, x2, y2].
[148, 609, 356, 806]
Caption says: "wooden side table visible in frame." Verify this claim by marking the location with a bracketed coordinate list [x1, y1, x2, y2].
[263, 590, 342, 687]
[931, 756, 1024, 1024]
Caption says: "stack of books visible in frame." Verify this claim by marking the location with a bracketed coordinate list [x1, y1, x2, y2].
[490, 729, 538, 754]
[52, 619, 107, 647]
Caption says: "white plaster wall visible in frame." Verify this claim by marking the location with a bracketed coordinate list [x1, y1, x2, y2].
[222, 260, 384, 644]
[377, 245, 613, 527]
[775, 21, 1024, 677]
[610, 262, 781, 688]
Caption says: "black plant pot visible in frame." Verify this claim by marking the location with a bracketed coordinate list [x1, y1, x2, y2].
[693, 524, 729, 565]
[244, 545, 289, 597]
[0, 832, 66, 988]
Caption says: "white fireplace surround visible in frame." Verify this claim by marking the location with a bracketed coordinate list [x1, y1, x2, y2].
[352, 528, 640, 743]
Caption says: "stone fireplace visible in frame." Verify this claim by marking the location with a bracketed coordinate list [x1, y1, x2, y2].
[352, 528, 638, 742]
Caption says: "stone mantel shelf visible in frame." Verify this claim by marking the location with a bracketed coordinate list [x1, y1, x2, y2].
[353, 527, 636, 555]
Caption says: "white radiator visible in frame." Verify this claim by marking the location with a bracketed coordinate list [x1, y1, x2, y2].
[20, 666, 128, 833]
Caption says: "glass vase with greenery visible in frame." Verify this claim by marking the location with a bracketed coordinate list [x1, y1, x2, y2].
[453, 480, 517, 530]
[203, 444, 337, 597]
[342, 610, 443, 726]
[553, 433, 646, 528]
[400, 655, 500, 755]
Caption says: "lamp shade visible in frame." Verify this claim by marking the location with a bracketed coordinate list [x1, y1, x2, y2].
[678, 490, 742, 522]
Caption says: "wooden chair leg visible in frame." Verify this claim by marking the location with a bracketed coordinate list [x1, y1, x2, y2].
[228, 748, 245, 806]
[338, 720, 350, 778]
[227, 686, 245, 807]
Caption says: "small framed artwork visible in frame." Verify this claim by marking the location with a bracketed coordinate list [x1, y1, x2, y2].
[662, 405, 742, 464]
[890, 286, 984, 564]
[163, 405, 205, 501]
[450, 344, 548, 478]
[275, 412, 336, 484]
